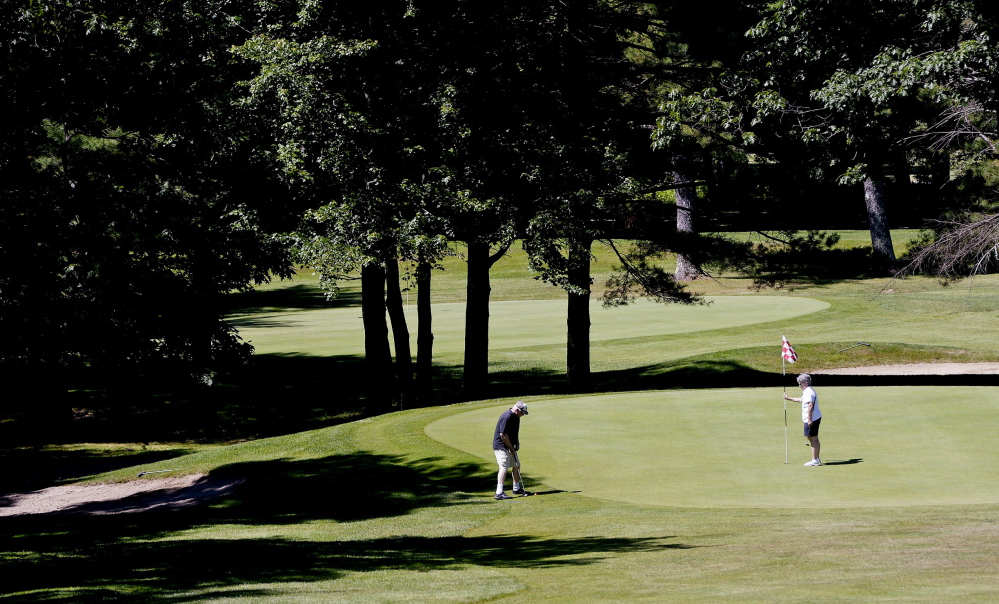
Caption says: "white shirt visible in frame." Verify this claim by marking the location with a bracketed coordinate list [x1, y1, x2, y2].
[801, 386, 821, 422]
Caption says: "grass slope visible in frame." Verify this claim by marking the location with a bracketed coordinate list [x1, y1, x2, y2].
[5, 232, 999, 602]
[6, 400, 997, 602]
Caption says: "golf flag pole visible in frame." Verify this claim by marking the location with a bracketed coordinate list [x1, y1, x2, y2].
[782, 357, 788, 464]
[781, 335, 798, 465]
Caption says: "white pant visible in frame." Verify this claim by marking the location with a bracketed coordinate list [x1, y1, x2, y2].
[494, 448, 520, 469]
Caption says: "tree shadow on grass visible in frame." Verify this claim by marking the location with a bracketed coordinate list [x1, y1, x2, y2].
[16, 354, 376, 446]
[594, 360, 779, 392]
[201, 453, 494, 525]
[224, 285, 361, 316]
[22, 353, 999, 447]
[592, 360, 999, 392]
[354, 358, 999, 409]
[439, 360, 781, 402]
[0, 451, 697, 601]
[207, 354, 373, 437]
[0, 532, 692, 602]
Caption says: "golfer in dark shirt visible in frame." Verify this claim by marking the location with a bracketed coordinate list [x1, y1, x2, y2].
[493, 401, 530, 499]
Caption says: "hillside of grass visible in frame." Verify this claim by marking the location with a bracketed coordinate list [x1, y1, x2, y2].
[5, 390, 998, 601]
[4, 230, 999, 602]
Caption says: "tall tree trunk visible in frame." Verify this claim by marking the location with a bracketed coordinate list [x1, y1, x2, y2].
[361, 263, 393, 410]
[673, 164, 702, 281]
[863, 177, 896, 263]
[566, 236, 593, 393]
[462, 240, 491, 400]
[461, 239, 511, 400]
[415, 257, 434, 405]
[384, 258, 413, 410]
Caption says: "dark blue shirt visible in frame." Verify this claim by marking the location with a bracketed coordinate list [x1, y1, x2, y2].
[492, 409, 520, 450]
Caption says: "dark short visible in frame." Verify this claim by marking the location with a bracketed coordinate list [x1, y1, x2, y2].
[803, 418, 821, 438]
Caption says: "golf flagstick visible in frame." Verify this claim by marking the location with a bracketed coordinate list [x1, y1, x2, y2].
[780, 335, 797, 465]
[783, 358, 788, 465]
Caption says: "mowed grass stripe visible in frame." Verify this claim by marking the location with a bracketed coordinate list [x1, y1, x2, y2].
[425, 387, 999, 508]
[231, 296, 829, 356]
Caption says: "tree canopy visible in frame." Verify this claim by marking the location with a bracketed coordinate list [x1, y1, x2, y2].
[4, 0, 999, 433]
[1, 0, 293, 404]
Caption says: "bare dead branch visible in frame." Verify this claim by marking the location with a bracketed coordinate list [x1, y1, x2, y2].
[897, 212, 999, 280]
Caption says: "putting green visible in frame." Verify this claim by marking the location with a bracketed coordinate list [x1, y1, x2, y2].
[232, 296, 829, 356]
[426, 387, 999, 508]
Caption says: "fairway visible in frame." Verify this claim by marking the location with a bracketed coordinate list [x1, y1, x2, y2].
[232, 296, 829, 356]
[426, 387, 999, 508]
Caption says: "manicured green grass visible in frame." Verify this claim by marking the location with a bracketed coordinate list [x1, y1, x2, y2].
[9, 396, 996, 602]
[234, 264, 999, 385]
[236, 231, 999, 376]
[230, 297, 830, 357]
[428, 387, 999, 508]
[5, 231, 999, 602]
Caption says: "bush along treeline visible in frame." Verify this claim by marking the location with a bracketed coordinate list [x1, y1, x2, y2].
[3, 0, 998, 439]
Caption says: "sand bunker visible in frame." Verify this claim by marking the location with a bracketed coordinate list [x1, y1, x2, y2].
[0, 473, 243, 517]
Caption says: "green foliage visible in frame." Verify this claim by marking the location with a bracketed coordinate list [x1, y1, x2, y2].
[741, 230, 891, 289]
[7, 0, 999, 432]
[744, 0, 999, 181]
[234, 0, 671, 302]
[0, 0, 295, 402]
[655, 88, 747, 149]
[598, 236, 737, 306]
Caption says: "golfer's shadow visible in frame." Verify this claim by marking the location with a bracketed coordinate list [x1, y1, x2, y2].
[823, 458, 864, 466]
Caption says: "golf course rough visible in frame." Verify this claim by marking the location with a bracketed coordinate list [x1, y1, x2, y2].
[426, 387, 999, 508]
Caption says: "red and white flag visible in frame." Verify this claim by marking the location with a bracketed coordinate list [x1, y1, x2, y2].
[781, 335, 797, 364]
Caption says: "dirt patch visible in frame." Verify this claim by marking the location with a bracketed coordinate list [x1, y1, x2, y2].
[814, 362, 999, 376]
[0, 473, 243, 517]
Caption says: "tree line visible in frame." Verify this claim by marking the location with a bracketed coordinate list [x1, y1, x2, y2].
[3, 0, 998, 423]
